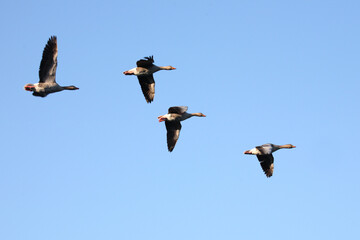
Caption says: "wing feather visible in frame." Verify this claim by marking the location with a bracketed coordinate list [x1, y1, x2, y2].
[39, 36, 58, 83]
[168, 106, 188, 114]
[136, 56, 154, 68]
[256, 154, 274, 177]
[165, 121, 182, 152]
[137, 75, 155, 103]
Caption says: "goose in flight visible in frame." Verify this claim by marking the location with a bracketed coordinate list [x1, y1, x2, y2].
[158, 106, 206, 152]
[123, 56, 176, 103]
[244, 143, 296, 177]
[24, 36, 79, 97]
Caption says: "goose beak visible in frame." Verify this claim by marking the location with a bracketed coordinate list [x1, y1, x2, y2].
[244, 151, 251, 154]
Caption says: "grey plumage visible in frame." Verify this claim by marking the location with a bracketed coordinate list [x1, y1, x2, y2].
[244, 143, 296, 178]
[24, 36, 79, 97]
[159, 106, 206, 152]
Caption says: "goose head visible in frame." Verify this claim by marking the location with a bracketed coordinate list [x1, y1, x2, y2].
[280, 144, 296, 149]
[159, 66, 176, 70]
[192, 113, 206, 117]
[62, 85, 79, 90]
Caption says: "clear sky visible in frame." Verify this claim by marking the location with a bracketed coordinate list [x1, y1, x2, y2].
[0, 0, 359, 239]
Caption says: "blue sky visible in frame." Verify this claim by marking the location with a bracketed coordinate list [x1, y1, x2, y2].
[0, 0, 359, 239]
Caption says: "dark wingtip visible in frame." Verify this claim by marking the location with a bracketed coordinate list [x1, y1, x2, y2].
[168, 143, 175, 152]
[49, 35, 57, 43]
[144, 55, 154, 62]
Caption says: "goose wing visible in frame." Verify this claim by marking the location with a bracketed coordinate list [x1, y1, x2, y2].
[256, 154, 274, 178]
[136, 56, 154, 69]
[165, 120, 182, 152]
[39, 36, 58, 83]
[168, 106, 188, 114]
[137, 75, 155, 103]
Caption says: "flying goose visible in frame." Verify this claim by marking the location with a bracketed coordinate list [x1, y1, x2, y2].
[244, 143, 296, 177]
[123, 56, 176, 103]
[158, 106, 206, 152]
[24, 36, 79, 97]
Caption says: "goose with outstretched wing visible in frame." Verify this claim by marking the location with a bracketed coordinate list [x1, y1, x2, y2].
[24, 36, 79, 97]
[123, 56, 175, 103]
[244, 143, 296, 177]
[158, 106, 206, 152]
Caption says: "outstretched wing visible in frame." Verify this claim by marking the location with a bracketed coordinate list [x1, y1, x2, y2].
[165, 121, 182, 152]
[256, 154, 274, 178]
[137, 75, 155, 103]
[39, 36, 58, 83]
[168, 106, 188, 114]
[136, 56, 154, 68]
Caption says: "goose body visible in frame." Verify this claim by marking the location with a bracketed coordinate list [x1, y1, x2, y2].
[158, 106, 206, 152]
[244, 143, 296, 177]
[123, 56, 176, 103]
[24, 36, 79, 97]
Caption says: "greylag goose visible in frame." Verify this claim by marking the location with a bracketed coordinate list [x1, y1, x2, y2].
[158, 106, 206, 152]
[244, 143, 296, 177]
[123, 56, 176, 103]
[24, 36, 79, 97]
